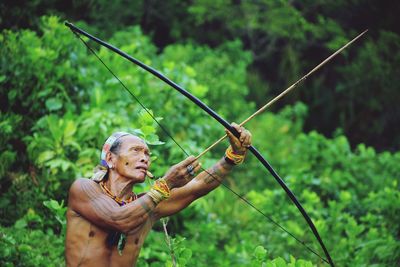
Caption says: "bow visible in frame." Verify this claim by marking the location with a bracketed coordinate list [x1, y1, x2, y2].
[65, 22, 335, 266]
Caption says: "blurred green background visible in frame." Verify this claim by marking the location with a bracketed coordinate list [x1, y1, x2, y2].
[0, 1, 399, 266]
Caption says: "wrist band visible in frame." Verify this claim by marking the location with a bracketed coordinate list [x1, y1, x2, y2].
[148, 178, 171, 204]
[225, 145, 246, 165]
[224, 156, 236, 165]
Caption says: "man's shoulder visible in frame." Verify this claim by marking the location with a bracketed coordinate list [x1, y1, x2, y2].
[69, 178, 101, 197]
[70, 177, 97, 188]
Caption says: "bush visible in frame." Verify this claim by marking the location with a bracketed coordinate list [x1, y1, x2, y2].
[1, 16, 399, 266]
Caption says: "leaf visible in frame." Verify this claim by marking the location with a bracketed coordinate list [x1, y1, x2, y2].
[63, 119, 77, 139]
[43, 199, 60, 210]
[37, 150, 56, 164]
[46, 115, 63, 141]
[273, 257, 287, 267]
[45, 97, 63, 111]
[14, 218, 27, 229]
[118, 233, 127, 255]
[145, 134, 165, 145]
[45, 158, 72, 172]
[180, 248, 192, 260]
[18, 244, 32, 253]
[131, 128, 144, 136]
[191, 83, 208, 98]
[254, 245, 267, 261]
[8, 90, 17, 101]
[138, 109, 154, 125]
[141, 125, 155, 135]
[64, 140, 81, 151]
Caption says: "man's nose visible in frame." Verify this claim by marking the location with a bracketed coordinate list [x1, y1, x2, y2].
[140, 154, 148, 163]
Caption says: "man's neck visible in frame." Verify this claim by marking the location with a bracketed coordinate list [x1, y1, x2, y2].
[106, 172, 135, 200]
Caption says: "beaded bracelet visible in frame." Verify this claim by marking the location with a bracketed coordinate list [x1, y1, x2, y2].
[148, 178, 171, 204]
[225, 145, 246, 165]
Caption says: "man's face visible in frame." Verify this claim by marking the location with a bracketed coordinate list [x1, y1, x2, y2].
[112, 135, 150, 183]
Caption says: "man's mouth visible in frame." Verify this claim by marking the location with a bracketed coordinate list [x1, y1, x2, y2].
[135, 166, 148, 173]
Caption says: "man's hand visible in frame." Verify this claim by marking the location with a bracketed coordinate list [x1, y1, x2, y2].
[153, 124, 251, 219]
[225, 122, 252, 155]
[162, 156, 201, 189]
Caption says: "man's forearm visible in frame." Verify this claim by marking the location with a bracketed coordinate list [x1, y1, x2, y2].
[193, 157, 235, 196]
[151, 157, 238, 219]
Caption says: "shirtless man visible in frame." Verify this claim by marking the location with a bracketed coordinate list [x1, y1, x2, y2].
[65, 123, 251, 266]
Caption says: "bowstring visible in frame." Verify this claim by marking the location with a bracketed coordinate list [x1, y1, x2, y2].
[73, 32, 329, 264]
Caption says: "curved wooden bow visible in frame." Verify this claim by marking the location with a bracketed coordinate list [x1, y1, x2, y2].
[65, 21, 344, 266]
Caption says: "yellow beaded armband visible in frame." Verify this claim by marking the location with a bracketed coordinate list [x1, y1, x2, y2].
[225, 145, 246, 165]
[148, 178, 171, 205]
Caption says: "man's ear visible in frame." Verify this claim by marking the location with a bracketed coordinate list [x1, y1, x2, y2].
[105, 152, 116, 169]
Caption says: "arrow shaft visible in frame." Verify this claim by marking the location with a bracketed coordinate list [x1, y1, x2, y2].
[196, 30, 368, 160]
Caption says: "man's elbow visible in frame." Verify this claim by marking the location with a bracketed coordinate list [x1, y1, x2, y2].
[112, 213, 149, 233]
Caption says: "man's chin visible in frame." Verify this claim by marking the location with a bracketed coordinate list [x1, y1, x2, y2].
[137, 175, 146, 183]
[126, 170, 147, 183]
[132, 172, 146, 183]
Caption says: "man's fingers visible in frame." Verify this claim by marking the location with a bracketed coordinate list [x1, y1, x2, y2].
[225, 128, 235, 138]
[240, 126, 247, 142]
[224, 122, 252, 153]
[226, 123, 243, 141]
[181, 156, 200, 173]
[231, 122, 241, 132]
[178, 155, 196, 167]
[189, 160, 200, 172]
[242, 130, 252, 147]
[193, 164, 202, 174]
[231, 122, 244, 138]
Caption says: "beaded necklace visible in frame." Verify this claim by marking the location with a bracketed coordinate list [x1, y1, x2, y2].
[99, 180, 137, 206]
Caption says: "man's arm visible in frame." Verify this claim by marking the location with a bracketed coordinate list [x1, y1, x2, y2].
[69, 178, 158, 233]
[153, 157, 234, 219]
[153, 122, 251, 219]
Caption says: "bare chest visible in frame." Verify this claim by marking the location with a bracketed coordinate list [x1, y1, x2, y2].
[65, 209, 154, 267]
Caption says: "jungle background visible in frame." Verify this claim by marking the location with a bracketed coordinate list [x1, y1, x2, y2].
[1, 1, 399, 266]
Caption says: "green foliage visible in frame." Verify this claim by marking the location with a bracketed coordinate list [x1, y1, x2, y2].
[1, 200, 65, 267]
[2, 0, 399, 151]
[1, 16, 399, 267]
[335, 30, 400, 150]
[43, 199, 67, 231]
[0, 225, 64, 267]
[162, 40, 254, 121]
